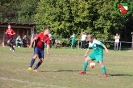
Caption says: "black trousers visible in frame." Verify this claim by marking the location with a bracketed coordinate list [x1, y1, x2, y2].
[81, 41, 86, 49]
[50, 40, 52, 48]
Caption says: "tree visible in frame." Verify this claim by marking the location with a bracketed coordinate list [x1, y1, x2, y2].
[17, 0, 39, 23]
[1, 0, 133, 45]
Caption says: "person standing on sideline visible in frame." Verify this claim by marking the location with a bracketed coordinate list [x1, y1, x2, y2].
[5, 25, 16, 52]
[114, 33, 120, 51]
[28, 27, 50, 72]
[48, 33, 52, 48]
[81, 32, 87, 50]
[70, 33, 76, 49]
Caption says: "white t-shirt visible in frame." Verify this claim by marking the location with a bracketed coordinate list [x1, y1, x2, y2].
[81, 34, 87, 41]
[48, 34, 52, 40]
[115, 36, 120, 42]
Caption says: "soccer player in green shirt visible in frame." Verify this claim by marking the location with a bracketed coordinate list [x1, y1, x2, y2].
[79, 34, 108, 77]
[70, 33, 76, 49]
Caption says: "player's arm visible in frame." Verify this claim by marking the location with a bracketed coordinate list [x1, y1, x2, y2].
[96, 40, 109, 53]
[84, 49, 90, 58]
[103, 45, 109, 53]
[12, 30, 16, 35]
[46, 37, 50, 55]
[5, 30, 7, 34]
[12, 32, 15, 35]
[29, 38, 37, 48]
[46, 44, 50, 55]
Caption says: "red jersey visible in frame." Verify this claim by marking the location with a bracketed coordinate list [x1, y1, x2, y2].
[6, 29, 15, 39]
[35, 32, 50, 49]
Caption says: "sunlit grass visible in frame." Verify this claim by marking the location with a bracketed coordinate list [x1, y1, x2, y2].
[0, 47, 133, 88]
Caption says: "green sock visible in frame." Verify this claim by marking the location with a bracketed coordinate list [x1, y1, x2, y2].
[101, 66, 106, 74]
[83, 62, 88, 71]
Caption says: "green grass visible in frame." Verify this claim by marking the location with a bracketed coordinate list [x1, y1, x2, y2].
[0, 47, 133, 88]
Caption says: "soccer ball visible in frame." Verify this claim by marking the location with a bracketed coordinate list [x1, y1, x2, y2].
[90, 62, 96, 68]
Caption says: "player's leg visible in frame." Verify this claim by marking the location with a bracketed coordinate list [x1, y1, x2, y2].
[28, 47, 38, 71]
[30, 54, 38, 67]
[83, 57, 90, 71]
[99, 61, 107, 77]
[33, 48, 44, 72]
[96, 55, 107, 77]
[79, 57, 91, 74]
[79, 53, 95, 74]
[9, 38, 15, 51]
[7, 39, 11, 50]
[33, 58, 44, 72]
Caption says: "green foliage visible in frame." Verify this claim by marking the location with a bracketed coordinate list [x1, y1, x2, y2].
[0, 0, 133, 46]
[17, 0, 39, 23]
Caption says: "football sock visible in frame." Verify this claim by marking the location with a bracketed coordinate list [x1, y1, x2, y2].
[34, 61, 42, 70]
[83, 62, 88, 71]
[11, 45, 15, 50]
[101, 66, 106, 74]
[30, 58, 35, 67]
[9, 44, 11, 47]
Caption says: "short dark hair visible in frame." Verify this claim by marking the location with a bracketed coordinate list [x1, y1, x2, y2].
[44, 27, 50, 31]
[8, 24, 11, 26]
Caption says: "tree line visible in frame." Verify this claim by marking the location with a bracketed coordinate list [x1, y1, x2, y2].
[0, 0, 133, 42]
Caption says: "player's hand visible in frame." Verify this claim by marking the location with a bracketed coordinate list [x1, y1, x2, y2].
[84, 54, 87, 58]
[105, 49, 109, 53]
[11, 33, 14, 35]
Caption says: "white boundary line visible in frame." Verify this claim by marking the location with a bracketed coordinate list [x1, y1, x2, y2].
[0, 77, 67, 88]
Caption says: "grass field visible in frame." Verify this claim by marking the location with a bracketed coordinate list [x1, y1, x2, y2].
[0, 47, 133, 88]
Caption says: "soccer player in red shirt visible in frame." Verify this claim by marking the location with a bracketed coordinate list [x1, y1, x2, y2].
[5, 25, 16, 52]
[28, 27, 50, 72]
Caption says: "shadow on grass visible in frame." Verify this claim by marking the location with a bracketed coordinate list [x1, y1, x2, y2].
[40, 70, 80, 72]
[109, 74, 132, 77]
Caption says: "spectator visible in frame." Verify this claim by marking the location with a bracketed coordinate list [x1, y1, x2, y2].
[81, 32, 87, 50]
[23, 35, 29, 47]
[70, 33, 76, 49]
[114, 33, 120, 51]
[16, 35, 23, 48]
[48, 33, 52, 48]
[55, 39, 61, 48]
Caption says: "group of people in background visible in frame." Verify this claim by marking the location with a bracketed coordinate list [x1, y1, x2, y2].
[5, 25, 29, 50]
[70, 32, 87, 49]
[16, 35, 29, 48]
[5, 24, 120, 51]
[70, 32, 120, 50]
